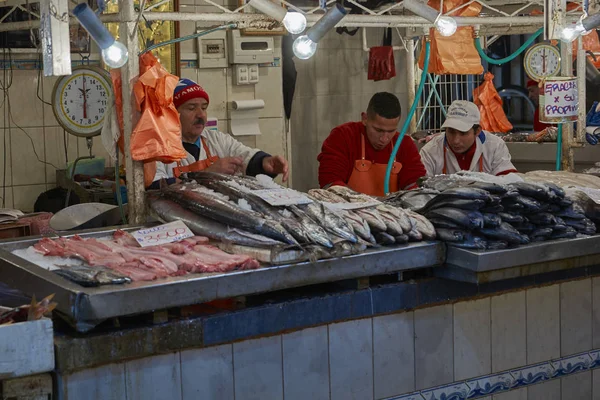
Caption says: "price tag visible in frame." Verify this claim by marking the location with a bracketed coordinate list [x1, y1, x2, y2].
[251, 189, 313, 206]
[322, 201, 381, 211]
[132, 220, 194, 247]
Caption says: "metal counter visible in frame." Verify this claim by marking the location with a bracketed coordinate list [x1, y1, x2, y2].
[0, 228, 444, 332]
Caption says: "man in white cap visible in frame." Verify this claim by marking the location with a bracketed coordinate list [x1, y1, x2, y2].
[419, 100, 517, 176]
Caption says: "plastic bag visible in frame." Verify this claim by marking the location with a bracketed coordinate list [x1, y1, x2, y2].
[472, 72, 513, 133]
[368, 28, 396, 81]
[418, 0, 483, 75]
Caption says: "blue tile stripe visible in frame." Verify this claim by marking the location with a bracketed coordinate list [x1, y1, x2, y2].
[385, 349, 600, 400]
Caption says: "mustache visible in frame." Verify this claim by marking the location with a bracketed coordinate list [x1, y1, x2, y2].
[193, 118, 205, 125]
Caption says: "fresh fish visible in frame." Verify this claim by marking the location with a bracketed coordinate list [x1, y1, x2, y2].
[551, 226, 578, 239]
[511, 195, 543, 213]
[406, 229, 423, 242]
[486, 241, 508, 250]
[509, 182, 555, 201]
[435, 228, 466, 242]
[498, 212, 524, 224]
[450, 235, 487, 250]
[288, 206, 334, 248]
[356, 208, 387, 233]
[188, 171, 263, 190]
[479, 222, 530, 244]
[375, 232, 396, 245]
[530, 227, 553, 238]
[512, 222, 536, 233]
[394, 234, 409, 244]
[488, 195, 502, 205]
[563, 217, 597, 234]
[527, 213, 557, 226]
[334, 209, 373, 243]
[438, 187, 492, 201]
[556, 205, 586, 220]
[465, 181, 508, 195]
[545, 182, 566, 198]
[385, 189, 440, 211]
[163, 185, 298, 245]
[483, 213, 502, 228]
[147, 193, 286, 248]
[424, 208, 484, 230]
[54, 265, 131, 287]
[428, 217, 462, 229]
[480, 204, 504, 213]
[547, 204, 562, 213]
[502, 202, 525, 213]
[375, 208, 405, 236]
[558, 197, 574, 207]
[377, 205, 413, 233]
[308, 188, 348, 203]
[405, 210, 437, 240]
[299, 202, 358, 243]
[420, 198, 486, 212]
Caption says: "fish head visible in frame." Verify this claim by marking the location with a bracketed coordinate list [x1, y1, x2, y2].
[362, 112, 400, 151]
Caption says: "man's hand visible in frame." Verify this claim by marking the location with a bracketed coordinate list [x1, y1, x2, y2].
[262, 155, 289, 182]
[205, 157, 244, 175]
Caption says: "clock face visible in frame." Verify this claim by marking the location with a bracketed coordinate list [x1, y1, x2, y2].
[524, 43, 561, 82]
[52, 66, 112, 137]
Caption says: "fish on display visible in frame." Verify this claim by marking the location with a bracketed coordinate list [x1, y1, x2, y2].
[394, 234, 409, 244]
[334, 209, 374, 243]
[424, 208, 484, 230]
[375, 232, 396, 245]
[428, 217, 462, 229]
[478, 222, 530, 245]
[435, 228, 466, 242]
[527, 212, 557, 226]
[384, 189, 440, 211]
[508, 182, 555, 202]
[483, 213, 502, 228]
[54, 265, 131, 287]
[298, 202, 358, 243]
[377, 205, 413, 233]
[497, 212, 524, 224]
[288, 205, 334, 248]
[405, 210, 437, 240]
[356, 208, 388, 233]
[449, 235, 487, 250]
[530, 227, 554, 239]
[507, 195, 543, 213]
[551, 226, 578, 239]
[434, 187, 492, 202]
[420, 198, 486, 213]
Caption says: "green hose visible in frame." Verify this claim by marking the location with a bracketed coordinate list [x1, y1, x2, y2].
[384, 39, 431, 194]
[475, 27, 543, 65]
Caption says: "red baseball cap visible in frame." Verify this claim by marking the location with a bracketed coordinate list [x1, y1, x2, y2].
[173, 78, 210, 109]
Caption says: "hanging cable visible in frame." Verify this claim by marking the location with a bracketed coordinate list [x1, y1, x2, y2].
[475, 27, 543, 65]
[384, 38, 431, 194]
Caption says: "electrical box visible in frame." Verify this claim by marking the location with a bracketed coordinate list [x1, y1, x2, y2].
[227, 29, 274, 64]
[197, 29, 228, 68]
[233, 64, 260, 85]
[248, 64, 259, 84]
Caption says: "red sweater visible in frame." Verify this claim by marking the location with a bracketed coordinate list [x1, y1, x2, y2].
[317, 121, 426, 190]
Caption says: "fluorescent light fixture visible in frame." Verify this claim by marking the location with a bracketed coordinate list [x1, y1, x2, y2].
[292, 4, 347, 60]
[249, 0, 307, 34]
[560, 13, 600, 42]
[403, 0, 457, 37]
[73, 3, 129, 68]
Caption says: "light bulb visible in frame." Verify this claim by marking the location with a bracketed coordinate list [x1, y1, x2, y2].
[435, 15, 457, 36]
[101, 41, 129, 69]
[560, 20, 587, 42]
[293, 35, 317, 59]
[282, 12, 307, 34]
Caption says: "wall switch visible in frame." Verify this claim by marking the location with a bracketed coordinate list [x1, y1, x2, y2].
[198, 29, 228, 68]
[248, 64, 259, 84]
[234, 64, 250, 85]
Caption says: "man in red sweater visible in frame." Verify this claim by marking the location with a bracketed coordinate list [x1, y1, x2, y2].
[317, 92, 426, 196]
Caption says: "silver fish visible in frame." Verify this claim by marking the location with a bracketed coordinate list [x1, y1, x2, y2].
[299, 202, 358, 243]
[54, 265, 131, 287]
[405, 210, 437, 240]
[356, 208, 387, 233]
[288, 205, 334, 248]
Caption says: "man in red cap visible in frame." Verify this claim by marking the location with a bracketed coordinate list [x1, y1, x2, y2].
[149, 78, 288, 188]
[527, 79, 551, 132]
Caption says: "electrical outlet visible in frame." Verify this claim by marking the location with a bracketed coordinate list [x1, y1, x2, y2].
[248, 64, 259, 84]
[234, 64, 250, 85]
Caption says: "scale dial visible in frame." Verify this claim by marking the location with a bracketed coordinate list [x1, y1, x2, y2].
[524, 43, 561, 82]
[51, 66, 112, 138]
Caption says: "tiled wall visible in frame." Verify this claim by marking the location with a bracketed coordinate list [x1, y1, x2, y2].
[58, 276, 600, 400]
[0, 0, 288, 211]
[289, 28, 410, 192]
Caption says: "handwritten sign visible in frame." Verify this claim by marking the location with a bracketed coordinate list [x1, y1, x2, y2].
[541, 77, 578, 123]
[251, 189, 313, 206]
[133, 220, 194, 247]
[322, 200, 381, 211]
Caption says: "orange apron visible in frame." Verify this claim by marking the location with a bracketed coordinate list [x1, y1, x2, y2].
[442, 145, 483, 175]
[347, 135, 402, 196]
[173, 137, 220, 178]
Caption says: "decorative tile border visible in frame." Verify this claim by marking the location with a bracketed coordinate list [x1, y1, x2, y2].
[386, 348, 600, 400]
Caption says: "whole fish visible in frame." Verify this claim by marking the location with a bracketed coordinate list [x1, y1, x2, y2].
[439, 187, 492, 202]
[356, 208, 387, 233]
[480, 204, 504, 213]
[308, 189, 347, 203]
[545, 182, 566, 198]
[163, 186, 298, 245]
[530, 227, 553, 238]
[498, 212, 524, 224]
[375, 232, 396, 245]
[479, 222, 529, 244]
[288, 206, 334, 248]
[527, 213, 557, 226]
[334, 209, 373, 243]
[563, 217, 597, 234]
[406, 229, 423, 241]
[450, 235, 487, 250]
[428, 217, 462, 229]
[405, 210, 437, 240]
[502, 202, 525, 213]
[385, 189, 440, 211]
[483, 213, 502, 228]
[435, 228, 466, 242]
[424, 208, 484, 230]
[466, 181, 508, 195]
[299, 202, 358, 243]
[375, 208, 405, 236]
[377, 205, 413, 233]
[556, 205, 586, 220]
[511, 195, 543, 213]
[509, 182, 555, 202]
[420, 198, 486, 213]
[394, 234, 409, 244]
[147, 193, 286, 248]
[551, 226, 577, 239]
[486, 241, 508, 250]
[54, 265, 131, 287]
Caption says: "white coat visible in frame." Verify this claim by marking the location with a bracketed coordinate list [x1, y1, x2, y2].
[419, 131, 516, 176]
[153, 128, 260, 181]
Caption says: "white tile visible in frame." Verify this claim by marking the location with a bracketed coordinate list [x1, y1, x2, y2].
[491, 291, 527, 373]
[45, 127, 78, 184]
[179, 68, 198, 82]
[227, 68, 256, 103]
[256, 118, 285, 159]
[0, 186, 13, 209]
[0, 128, 12, 187]
[7, 70, 44, 128]
[12, 184, 46, 213]
[454, 298, 491, 381]
[282, 326, 329, 400]
[179, 19, 198, 54]
[198, 68, 228, 121]
[561, 279, 593, 356]
[328, 319, 374, 400]
[181, 345, 233, 400]
[492, 388, 527, 400]
[42, 75, 60, 127]
[593, 369, 600, 400]
[593, 277, 600, 349]
[415, 304, 454, 390]
[562, 371, 592, 399]
[255, 66, 284, 118]
[11, 128, 45, 186]
[527, 379, 560, 400]
[125, 353, 182, 400]
[65, 363, 126, 400]
[527, 285, 560, 363]
[233, 335, 283, 400]
[373, 312, 415, 398]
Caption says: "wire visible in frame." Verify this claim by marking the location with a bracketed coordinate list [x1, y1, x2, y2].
[475, 27, 543, 65]
[63, 129, 69, 164]
[36, 57, 52, 106]
[0, 47, 12, 208]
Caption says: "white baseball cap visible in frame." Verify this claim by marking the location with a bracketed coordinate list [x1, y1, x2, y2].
[441, 100, 481, 132]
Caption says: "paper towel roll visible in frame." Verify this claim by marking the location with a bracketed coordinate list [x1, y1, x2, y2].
[230, 99, 265, 136]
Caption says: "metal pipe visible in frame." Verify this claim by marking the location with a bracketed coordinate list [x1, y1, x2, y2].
[577, 35, 587, 144]
[406, 38, 416, 134]
[560, 40, 575, 172]
[361, 27, 402, 52]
